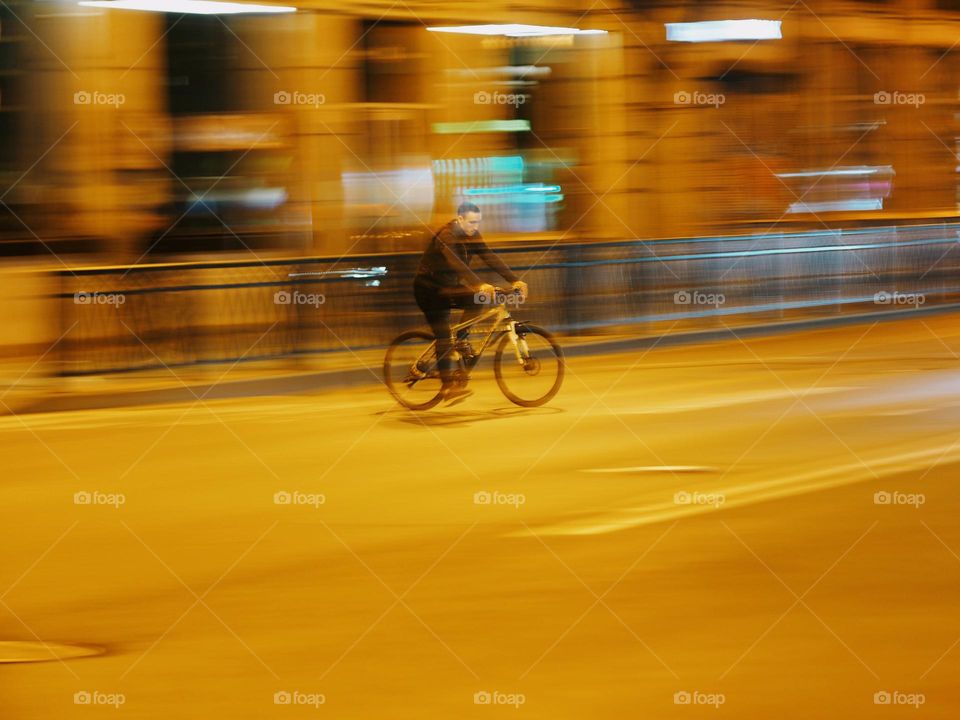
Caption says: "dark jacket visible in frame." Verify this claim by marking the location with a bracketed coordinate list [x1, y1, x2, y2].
[414, 220, 519, 290]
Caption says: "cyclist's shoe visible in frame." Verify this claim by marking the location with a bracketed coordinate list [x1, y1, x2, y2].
[441, 385, 473, 405]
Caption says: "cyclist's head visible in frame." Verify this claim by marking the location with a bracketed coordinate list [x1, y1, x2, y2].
[456, 201, 481, 237]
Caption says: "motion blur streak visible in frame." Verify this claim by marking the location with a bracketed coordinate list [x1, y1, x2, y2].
[3, 0, 960, 717]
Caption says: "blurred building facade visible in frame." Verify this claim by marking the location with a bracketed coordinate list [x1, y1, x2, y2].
[3, 0, 960, 260]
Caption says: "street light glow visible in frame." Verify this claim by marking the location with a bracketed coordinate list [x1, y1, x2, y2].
[665, 19, 782, 42]
[78, 0, 296, 14]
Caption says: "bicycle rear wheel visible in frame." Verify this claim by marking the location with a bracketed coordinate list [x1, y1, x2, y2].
[384, 331, 444, 410]
[493, 325, 564, 407]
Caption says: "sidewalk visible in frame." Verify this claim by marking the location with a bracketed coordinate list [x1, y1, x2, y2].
[3, 303, 960, 415]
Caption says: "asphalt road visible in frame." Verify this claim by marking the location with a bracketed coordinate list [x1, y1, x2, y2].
[3, 313, 960, 718]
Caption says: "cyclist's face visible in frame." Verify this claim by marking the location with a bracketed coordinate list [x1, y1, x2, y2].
[458, 212, 481, 237]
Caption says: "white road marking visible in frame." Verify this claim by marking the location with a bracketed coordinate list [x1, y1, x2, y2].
[520, 439, 960, 538]
[871, 408, 936, 417]
[581, 466, 715, 474]
[617, 386, 853, 414]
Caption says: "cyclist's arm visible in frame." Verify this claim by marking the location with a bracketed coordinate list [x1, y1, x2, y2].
[436, 237, 485, 289]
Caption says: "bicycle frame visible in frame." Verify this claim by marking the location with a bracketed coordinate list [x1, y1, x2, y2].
[412, 301, 526, 373]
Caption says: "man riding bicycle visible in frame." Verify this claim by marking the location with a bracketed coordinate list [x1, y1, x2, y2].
[414, 202, 528, 403]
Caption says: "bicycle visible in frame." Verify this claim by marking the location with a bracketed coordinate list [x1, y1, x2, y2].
[384, 288, 564, 410]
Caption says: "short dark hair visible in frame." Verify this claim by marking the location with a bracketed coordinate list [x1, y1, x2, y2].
[457, 201, 480, 216]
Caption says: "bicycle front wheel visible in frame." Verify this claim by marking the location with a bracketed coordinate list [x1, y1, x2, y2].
[493, 325, 564, 407]
[384, 330, 444, 410]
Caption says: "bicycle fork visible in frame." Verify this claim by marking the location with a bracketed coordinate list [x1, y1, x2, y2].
[508, 321, 529, 365]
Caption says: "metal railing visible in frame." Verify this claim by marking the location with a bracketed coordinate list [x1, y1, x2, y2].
[53, 222, 960, 375]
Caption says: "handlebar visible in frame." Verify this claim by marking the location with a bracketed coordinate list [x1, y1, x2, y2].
[475, 286, 527, 306]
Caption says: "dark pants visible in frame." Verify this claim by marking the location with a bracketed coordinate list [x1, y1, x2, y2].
[414, 281, 484, 385]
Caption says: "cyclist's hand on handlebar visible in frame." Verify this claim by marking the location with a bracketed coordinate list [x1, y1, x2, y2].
[511, 280, 528, 300]
[477, 283, 496, 300]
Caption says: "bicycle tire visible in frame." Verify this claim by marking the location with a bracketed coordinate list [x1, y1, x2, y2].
[493, 325, 564, 407]
[384, 330, 444, 410]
